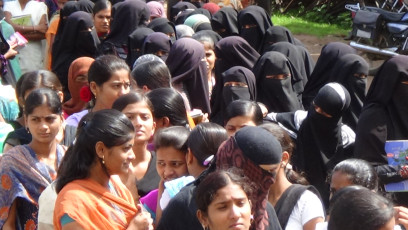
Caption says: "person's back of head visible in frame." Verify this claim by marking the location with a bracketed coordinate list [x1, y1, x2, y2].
[146, 88, 188, 128]
[332, 158, 378, 191]
[328, 187, 394, 230]
[224, 100, 263, 126]
[187, 122, 228, 167]
[131, 61, 171, 91]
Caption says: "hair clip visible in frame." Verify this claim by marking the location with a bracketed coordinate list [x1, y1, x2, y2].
[203, 155, 214, 166]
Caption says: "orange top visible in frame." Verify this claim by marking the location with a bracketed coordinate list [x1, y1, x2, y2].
[54, 175, 137, 230]
[44, 15, 60, 70]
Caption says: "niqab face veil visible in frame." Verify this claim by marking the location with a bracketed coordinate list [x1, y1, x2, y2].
[210, 36, 260, 123]
[52, 11, 99, 94]
[126, 27, 154, 68]
[329, 53, 369, 130]
[253, 51, 303, 112]
[213, 66, 256, 121]
[238, 5, 273, 53]
[294, 83, 350, 206]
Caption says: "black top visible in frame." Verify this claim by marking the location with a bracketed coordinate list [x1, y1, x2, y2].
[136, 151, 161, 197]
[355, 55, 408, 185]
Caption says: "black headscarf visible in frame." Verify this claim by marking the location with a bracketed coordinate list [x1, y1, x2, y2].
[216, 126, 282, 230]
[238, 5, 273, 53]
[302, 42, 356, 110]
[104, 0, 150, 45]
[77, 0, 94, 13]
[52, 1, 83, 68]
[210, 66, 256, 124]
[211, 6, 239, 38]
[355, 55, 408, 166]
[210, 36, 260, 123]
[266, 41, 307, 90]
[126, 27, 154, 68]
[147, 17, 177, 41]
[52, 11, 100, 96]
[329, 53, 369, 131]
[253, 51, 303, 113]
[166, 38, 210, 113]
[294, 82, 350, 206]
[170, 1, 197, 23]
[262, 26, 304, 52]
[187, 8, 212, 20]
[142, 32, 172, 62]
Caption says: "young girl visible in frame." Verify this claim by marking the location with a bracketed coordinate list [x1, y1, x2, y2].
[54, 110, 153, 230]
[140, 126, 190, 224]
[0, 88, 66, 229]
[196, 169, 254, 230]
[224, 100, 263, 136]
[65, 55, 131, 127]
[93, 0, 111, 40]
[112, 93, 160, 201]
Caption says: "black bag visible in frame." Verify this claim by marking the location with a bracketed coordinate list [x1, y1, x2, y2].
[352, 10, 383, 41]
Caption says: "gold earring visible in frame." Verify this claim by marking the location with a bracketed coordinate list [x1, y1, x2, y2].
[102, 155, 105, 164]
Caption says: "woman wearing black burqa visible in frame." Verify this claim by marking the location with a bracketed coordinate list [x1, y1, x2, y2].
[237, 5, 272, 53]
[210, 6, 239, 38]
[209, 36, 259, 125]
[354, 55, 408, 206]
[52, 11, 100, 100]
[266, 83, 354, 207]
[302, 42, 356, 110]
[99, 0, 150, 60]
[329, 53, 369, 131]
[210, 66, 257, 125]
[253, 51, 303, 113]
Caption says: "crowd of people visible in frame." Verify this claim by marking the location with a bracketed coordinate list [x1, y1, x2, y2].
[0, 0, 408, 229]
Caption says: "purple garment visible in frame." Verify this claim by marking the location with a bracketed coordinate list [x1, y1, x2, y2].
[65, 110, 88, 127]
[166, 38, 210, 113]
[140, 189, 158, 215]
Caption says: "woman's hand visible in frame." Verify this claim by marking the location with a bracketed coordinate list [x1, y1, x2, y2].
[395, 206, 408, 229]
[4, 43, 18, 59]
[35, 22, 48, 34]
[128, 204, 154, 230]
[399, 166, 408, 179]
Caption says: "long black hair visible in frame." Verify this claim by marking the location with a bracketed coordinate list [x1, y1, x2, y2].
[146, 88, 188, 127]
[56, 109, 134, 193]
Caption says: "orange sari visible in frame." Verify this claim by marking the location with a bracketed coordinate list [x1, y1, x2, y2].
[54, 175, 138, 230]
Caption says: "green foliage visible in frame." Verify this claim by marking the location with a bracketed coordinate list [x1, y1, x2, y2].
[272, 13, 349, 37]
[273, 2, 352, 31]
